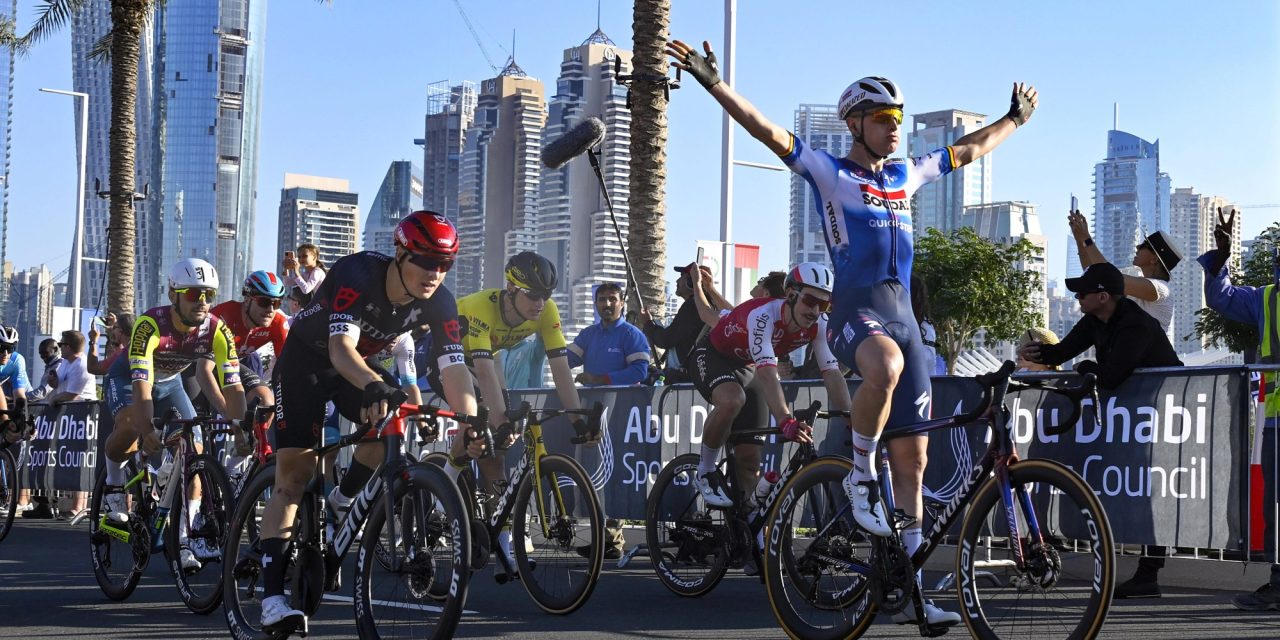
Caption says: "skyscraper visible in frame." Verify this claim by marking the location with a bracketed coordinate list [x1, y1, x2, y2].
[789, 104, 850, 270]
[363, 161, 423, 255]
[539, 29, 633, 335]
[909, 110, 991, 232]
[69, 0, 159, 311]
[1168, 187, 1238, 353]
[1091, 130, 1171, 274]
[454, 58, 545, 295]
[277, 175, 360, 268]
[961, 201, 1048, 323]
[151, 0, 268, 308]
[8, 265, 54, 374]
[420, 81, 477, 221]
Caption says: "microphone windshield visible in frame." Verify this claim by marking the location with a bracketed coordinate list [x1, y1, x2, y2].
[541, 117, 606, 169]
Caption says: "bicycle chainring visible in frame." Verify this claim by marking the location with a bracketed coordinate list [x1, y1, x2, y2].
[868, 538, 914, 615]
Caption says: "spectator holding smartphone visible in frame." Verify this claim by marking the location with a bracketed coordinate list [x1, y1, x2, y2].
[281, 243, 327, 296]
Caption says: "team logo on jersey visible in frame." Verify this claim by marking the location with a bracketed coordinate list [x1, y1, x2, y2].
[859, 184, 910, 212]
[442, 319, 462, 344]
[333, 287, 360, 312]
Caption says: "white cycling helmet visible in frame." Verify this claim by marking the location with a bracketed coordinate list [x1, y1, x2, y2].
[785, 262, 835, 294]
[0, 326, 17, 345]
[837, 76, 904, 119]
[168, 258, 219, 290]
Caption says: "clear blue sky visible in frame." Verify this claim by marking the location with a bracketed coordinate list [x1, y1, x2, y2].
[8, 0, 1278, 288]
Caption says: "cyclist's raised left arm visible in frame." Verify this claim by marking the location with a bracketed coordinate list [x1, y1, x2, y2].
[951, 82, 1037, 167]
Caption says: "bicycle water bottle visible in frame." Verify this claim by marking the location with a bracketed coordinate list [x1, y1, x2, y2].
[750, 470, 780, 510]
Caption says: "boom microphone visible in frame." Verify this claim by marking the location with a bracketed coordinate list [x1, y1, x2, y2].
[541, 116, 606, 169]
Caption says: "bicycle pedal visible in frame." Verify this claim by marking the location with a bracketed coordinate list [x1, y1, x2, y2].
[892, 509, 917, 528]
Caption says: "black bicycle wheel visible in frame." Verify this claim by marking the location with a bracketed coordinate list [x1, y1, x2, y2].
[222, 465, 283, 640]
[165, 453, 234, 614]
[0, 447, 17, 543]
[956, 458, 1115, 640]
[763, 457, 876, 640]
[88, 463, 150, 601]
[644, 453, 730, 597]
[355, 463, 471, 640]
[511, 453, 603, 615]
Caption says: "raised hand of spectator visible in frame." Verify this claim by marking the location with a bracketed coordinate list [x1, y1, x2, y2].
[1067, 209, 1090, 244]
[1214, 207, 1235, 255]
[1017, 340, 1043, 364]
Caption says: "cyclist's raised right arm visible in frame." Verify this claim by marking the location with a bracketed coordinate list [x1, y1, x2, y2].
[667, 39, 790, 156]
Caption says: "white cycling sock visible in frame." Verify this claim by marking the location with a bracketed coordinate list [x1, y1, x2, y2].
[187, 498, 202, 529]
[697, 444, 720, 477]
[849, 431, 879, 482]
[104, 458, 128, 485]
[444, 458, 465, 483]
[902, 527, 924, 586]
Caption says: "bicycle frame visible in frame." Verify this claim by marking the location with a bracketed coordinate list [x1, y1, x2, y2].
[813, 368, 1093, 579]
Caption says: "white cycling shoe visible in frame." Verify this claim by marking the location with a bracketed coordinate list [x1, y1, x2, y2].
[891, 598, 962, 627]
[693, 470, 734, 509]
[178, 546, 201, 571]
[842, 473, 892, 537]
[103, 492, 130, 524]
[261, 594, 306, 631]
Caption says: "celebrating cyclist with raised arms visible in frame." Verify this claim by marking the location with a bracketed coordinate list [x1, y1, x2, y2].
[669, 38, 1037, 626]
[253, 211, 482, 633]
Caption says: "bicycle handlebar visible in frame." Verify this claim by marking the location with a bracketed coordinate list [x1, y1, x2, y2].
[954, 360, 1017, 426]
[1008, 372, 1098, 437]
[504, 401, 605, 445]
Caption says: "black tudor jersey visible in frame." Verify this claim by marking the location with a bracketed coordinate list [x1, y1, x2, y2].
[285, 252, 466, 373]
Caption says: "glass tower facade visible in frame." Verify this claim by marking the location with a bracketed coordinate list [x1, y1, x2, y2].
[789, 104, 850, 270]
[152, 0, 267, 307]
[1092, 130, 1171, 279]
[908, 109, 991, 233]
[363, 161, 423, 255]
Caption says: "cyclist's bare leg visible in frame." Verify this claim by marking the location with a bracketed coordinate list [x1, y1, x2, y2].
[849, 336, 903, 480]
[104, 408, 142, 463]
[733, 443, 762, 499]
[259, 447, 318, 540]
[851, 336, 903, 439]
[705, 382, 746, 451]
[887, 434, 926, 533]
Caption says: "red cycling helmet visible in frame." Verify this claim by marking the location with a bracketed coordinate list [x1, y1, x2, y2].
[395, 211, 459, 259]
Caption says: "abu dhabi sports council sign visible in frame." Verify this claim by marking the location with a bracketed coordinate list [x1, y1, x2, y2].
[422, 366, 1250, 549]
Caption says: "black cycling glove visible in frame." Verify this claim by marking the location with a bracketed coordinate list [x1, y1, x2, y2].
[1006, 84, 1035, 127]
[683, 47, 721, 90]
[362, 380, 402, 411]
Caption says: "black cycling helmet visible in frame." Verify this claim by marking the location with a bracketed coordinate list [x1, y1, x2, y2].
[505, 251, 558, 296]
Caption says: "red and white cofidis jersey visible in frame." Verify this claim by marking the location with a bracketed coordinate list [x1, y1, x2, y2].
[708, 297, 840, 371]
[211, 300, 288, 357]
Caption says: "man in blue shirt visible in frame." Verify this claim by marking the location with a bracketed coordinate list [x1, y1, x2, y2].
[1200, 209, 1280, 612]
[568, 283, 651, 386]
[566, 282, 648, 559]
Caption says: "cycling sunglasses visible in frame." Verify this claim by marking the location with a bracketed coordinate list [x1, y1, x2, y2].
[174, 287, 217, 303]
[517, 287, 553, 301]
[407, 253, 454, 273]
[0, 343, 13, 354]
[797, 292, 832, 313]
[251, 296, 282, 310]
[867, 107, 903, 127]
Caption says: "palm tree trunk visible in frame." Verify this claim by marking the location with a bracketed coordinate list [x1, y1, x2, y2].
[107, 0, 145, 315]
[628, 0, 670, 318]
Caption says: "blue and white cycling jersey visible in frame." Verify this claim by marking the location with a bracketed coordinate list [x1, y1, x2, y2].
[779, 133, 956, 295]
[0, 352, 30, 395]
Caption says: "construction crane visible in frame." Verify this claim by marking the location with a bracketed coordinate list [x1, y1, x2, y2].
[1238, 204, 1280, 209]
[451, 0, 500, 75]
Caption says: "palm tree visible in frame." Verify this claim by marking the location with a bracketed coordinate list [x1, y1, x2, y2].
[628, 0, 671, 318]
[17, 0, 149, 316]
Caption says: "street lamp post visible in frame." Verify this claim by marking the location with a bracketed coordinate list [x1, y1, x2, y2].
[40, 88, 89, 329]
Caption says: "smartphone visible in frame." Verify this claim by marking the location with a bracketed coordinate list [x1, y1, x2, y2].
[1070, 194, 1078, 212]
[92, 316, 107, 329]
[285, 250, 296, 261]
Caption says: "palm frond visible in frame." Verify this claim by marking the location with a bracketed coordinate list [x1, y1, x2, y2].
[87, 30, 111, 63]
[17, 0, 88, 51]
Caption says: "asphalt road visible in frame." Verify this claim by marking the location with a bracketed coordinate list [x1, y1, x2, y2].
[2, 518, 1279, 639]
